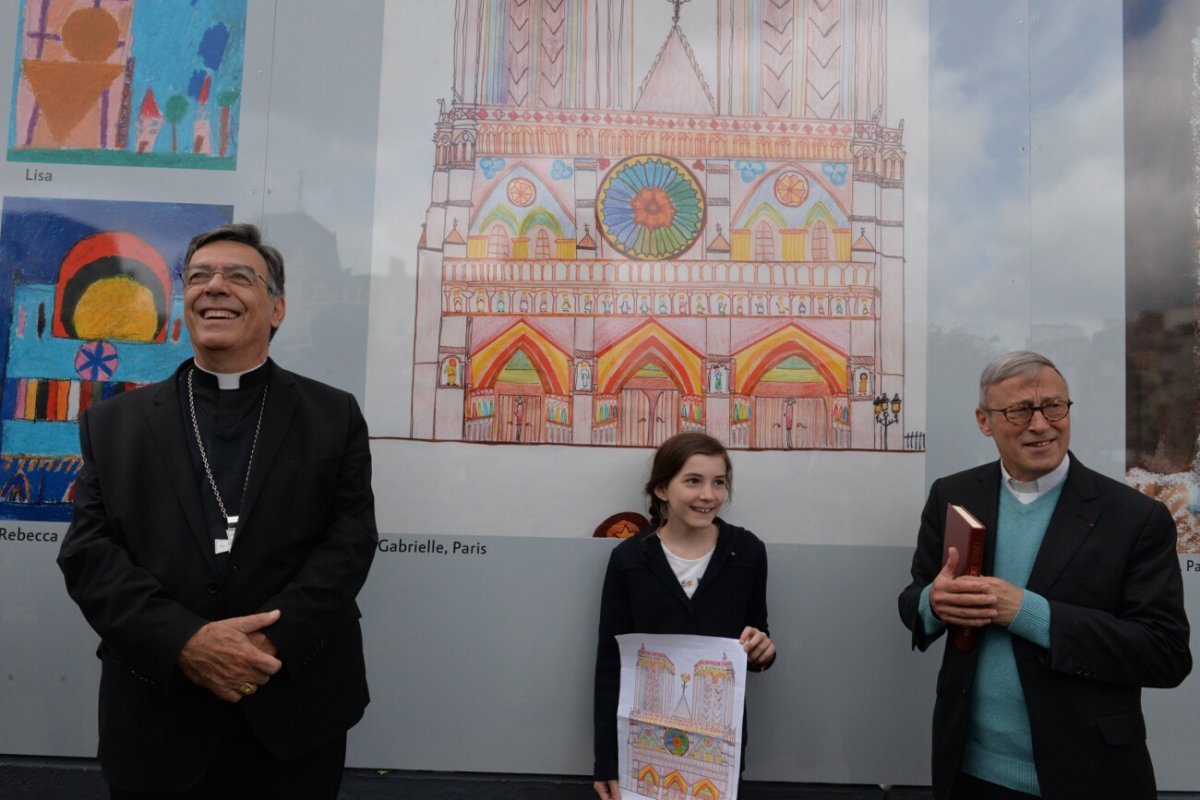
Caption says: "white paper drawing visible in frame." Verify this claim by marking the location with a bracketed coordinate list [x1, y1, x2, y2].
[616, 633, 747, 800]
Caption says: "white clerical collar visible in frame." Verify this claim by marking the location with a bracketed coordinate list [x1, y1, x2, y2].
[193, 359, 268, 390]
[1000, 456, 1069, 504]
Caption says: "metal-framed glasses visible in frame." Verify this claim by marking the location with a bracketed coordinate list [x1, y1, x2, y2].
[982, 400, 1073, 426]
[181, 265, 273, 292]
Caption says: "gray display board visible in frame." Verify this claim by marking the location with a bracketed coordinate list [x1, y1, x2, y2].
[0, 0, 1196, 792]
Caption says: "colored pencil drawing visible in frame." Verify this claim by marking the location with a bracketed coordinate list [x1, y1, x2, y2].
[616, 634, 747, 800]
[0, 197, 232, 521]
[407, 0, 919, 452]
[8, 0, 247, 170]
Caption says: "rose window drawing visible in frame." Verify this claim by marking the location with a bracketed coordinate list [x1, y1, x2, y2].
[596, 155, 705, 260]
[773, 171, 809, 206]
[506, 177, 536, 207]
[663, 728, 690, 756]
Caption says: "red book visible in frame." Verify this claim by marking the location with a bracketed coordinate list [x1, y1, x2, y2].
[943, 503, 986, 652]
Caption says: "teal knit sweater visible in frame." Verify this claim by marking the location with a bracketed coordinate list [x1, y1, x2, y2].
[920, 483, 1061, 795]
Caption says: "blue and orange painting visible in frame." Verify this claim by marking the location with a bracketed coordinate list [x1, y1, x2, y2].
[8, 0, 247, 170]
[0, 197, 232, 521]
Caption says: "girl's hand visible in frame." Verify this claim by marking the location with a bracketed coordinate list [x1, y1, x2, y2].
[594, 779, 621, 799]
[739, 626, 776, 668]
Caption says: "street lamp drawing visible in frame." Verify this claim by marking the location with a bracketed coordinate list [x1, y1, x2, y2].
[874, 393, 901, 450]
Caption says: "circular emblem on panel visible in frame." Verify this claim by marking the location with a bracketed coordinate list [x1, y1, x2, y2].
[663, 728, 690, 756]
[506, 177, 536, 207]
[773, 171, 809, 207]
[597, 155, 705, 260]
[75, 340, 118, 381]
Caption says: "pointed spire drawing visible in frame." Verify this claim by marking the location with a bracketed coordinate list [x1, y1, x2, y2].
[139, 89, 162, 120]
[444, 218, 466, 245]
[136, 89, 163, 154]
[708, 223, 731, 253]
[672, 673, 692, 720]
[577, 222, 596, 251]
[635, 14, 715, 115]
[852, 227, 875, 253]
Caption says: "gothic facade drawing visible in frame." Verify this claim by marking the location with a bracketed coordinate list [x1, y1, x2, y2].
[624, 643, 737, 800]
[411, 0, 907, 450]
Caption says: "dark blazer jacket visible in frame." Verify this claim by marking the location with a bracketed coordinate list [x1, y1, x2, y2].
[898, 454, 1190, 800]
[58, 360, 378, 792]
[593, 519, 773, 780]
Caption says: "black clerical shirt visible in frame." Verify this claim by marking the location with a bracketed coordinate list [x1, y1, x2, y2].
[178, 360, 271, 575]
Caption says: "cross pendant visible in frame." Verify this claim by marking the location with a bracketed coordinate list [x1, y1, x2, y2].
[226, 515, 239, 540]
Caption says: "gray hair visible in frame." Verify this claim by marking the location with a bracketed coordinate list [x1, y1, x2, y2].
[978, 351, 1064, 408]
[184, 223, 285, 298]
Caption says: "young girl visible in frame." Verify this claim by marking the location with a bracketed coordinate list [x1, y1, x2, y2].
[592, 432, 775, 800]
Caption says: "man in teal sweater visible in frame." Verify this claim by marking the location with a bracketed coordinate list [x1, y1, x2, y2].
[899, 351, 1191, 800]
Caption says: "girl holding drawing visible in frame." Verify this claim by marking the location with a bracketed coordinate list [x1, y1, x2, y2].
[593, 432, 775, 800]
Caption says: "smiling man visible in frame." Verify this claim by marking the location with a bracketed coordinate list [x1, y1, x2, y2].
[58, 224, 377, 799]
[898, 351, 1190, 800]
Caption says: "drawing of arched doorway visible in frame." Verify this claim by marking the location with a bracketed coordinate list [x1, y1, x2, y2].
[2, 470, 30, 502]
[731, 324, 848, 449]
[619, 361, 682, 447]
[662, 772, 688, 800]
[492, 351, 545, 443]
[636, 764, 660, 797]
[750, 355, 833, 449]
[595, 322, 704, 447]
[466, 321, 571, 443]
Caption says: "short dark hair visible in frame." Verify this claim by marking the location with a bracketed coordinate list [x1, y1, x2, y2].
[644, 433, 733, 529]
[185, 223, 285, 298]
[978, 351, 1065, 408]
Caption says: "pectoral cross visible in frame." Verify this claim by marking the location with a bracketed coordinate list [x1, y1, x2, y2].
[215, 515, 239, 554]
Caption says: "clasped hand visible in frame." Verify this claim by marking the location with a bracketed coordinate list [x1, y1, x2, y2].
[178, 609, 283, 702]
[930, 547, 1023, 628]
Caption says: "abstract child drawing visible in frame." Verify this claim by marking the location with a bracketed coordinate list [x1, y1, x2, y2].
[8, 0, 247, 170]
[0, 197, 232, 521]
[407, 0, 916, 452]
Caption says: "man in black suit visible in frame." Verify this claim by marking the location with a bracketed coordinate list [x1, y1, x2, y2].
[898, 351, 1190, 800]
[59, 223, 377, 799]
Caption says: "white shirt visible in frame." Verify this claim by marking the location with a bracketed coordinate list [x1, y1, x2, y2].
[1000, 456, 1069, 505]
[660, 540, 714, 599]
[194, 358, 268, 390]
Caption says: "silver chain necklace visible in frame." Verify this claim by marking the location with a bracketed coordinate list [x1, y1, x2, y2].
[187, 367, 268, 545]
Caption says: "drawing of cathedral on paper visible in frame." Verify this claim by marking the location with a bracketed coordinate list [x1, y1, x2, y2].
[411, 0, 915, 450]
[620, 642, 741, 800]
[8, 0, 246, 169]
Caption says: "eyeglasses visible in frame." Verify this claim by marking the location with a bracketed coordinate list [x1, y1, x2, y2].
[181, 265, 273, 292]
[981, 400, 1073, 425]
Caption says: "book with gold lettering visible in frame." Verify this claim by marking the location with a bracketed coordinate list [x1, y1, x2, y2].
[944, 504, 986, 652]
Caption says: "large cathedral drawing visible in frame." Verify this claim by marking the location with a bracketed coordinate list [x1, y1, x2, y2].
[411, 0, 908, 450]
